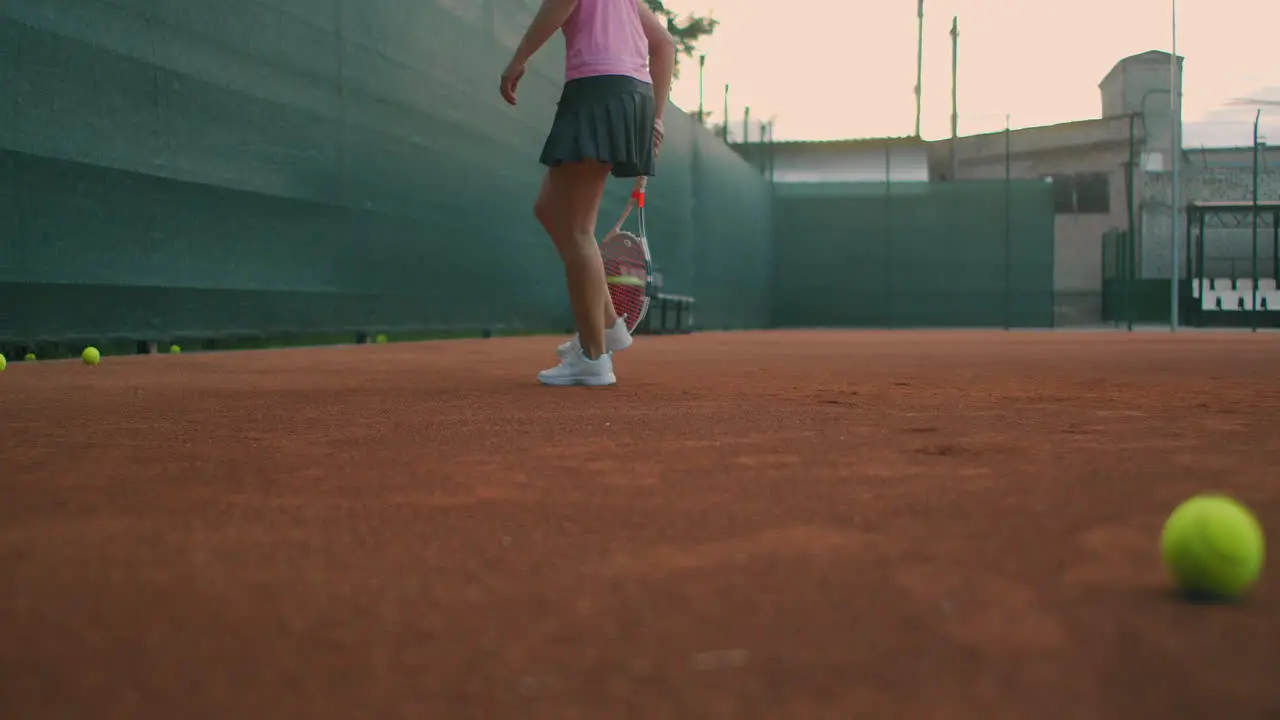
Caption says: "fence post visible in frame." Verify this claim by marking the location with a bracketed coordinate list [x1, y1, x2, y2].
[1251, 110, 1260, 332]
[1126, 113, 1136, 332]
[1004, 115, 1011, 330]
[1196, 208, 1206, 322]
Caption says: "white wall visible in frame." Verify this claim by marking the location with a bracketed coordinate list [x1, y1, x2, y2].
[772, 144, 930, 183]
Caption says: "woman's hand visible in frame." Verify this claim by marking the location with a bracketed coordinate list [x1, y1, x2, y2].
[500, 58, 526, 105]
[653, 117, 665, 158]
[502, 0, 578, 106]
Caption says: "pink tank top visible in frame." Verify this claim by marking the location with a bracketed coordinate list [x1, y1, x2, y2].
[562, 0, 652, 84]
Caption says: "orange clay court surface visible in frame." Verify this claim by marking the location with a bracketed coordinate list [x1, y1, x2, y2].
[2, 330, 1278, 719]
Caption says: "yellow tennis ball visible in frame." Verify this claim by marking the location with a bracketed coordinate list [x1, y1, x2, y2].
[1161, 494, 1265, 601]
[375, 334, 388, 344]
[0, 353, 6, 372]
[24, 353, 36, 362]
[81, 346, 101, 366]
[169, 344, 181, 354]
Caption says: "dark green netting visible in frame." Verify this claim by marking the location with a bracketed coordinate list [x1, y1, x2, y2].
[1, 0, 774, 341]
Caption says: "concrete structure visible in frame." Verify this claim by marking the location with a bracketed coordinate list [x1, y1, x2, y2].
[1142, 147, 1280, 282]
[1099, 50, 1183, 169]
[922, 51, 1187, 325]
[925, 115, 1139, 324]
[735, 136, 930, 183]
[728, 49, 1277, 326]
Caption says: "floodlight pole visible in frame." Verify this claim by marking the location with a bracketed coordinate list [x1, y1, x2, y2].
[698, 55, 706, 124]
[915, 0, 924, 137]
[949, 17, 959, 180]
[723, 84, 730, 141]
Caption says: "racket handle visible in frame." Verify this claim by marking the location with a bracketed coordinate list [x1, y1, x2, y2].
[610, 176, 650, 236]
[633, 176, 648, 208]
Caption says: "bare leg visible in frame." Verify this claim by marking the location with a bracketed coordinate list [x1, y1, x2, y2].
[603, 294, 620, 327]
[535, 160, 612, 358]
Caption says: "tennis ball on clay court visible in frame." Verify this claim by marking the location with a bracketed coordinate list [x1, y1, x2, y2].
[375, 333, 388, 344]
[169, 344, 181, 354]
[24, 353, 36, 362]
[81, 346, 101, 366]
[1161, 493, 1264, 601]
[0, 353, 5, 372]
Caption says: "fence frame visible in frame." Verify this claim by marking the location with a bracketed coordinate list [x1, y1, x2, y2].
[1186, 201, 1280, 329]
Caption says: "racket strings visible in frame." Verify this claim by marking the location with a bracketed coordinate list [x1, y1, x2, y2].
[602, 177, 652, 334]
[602, 230, 649, 334]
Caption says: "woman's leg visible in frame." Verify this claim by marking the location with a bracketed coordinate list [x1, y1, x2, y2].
[534, 159, 613, 358]
[602, 294, 620, 327]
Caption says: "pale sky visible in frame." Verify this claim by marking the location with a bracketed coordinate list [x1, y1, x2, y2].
[663, 0, 1279, 148]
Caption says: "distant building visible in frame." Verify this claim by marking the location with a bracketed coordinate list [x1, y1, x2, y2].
[926, 115, 1138, 325]
[734, 136, 930, 184]
[729, 49, 1277, 325]
[1142, 146, 1279, 283]
[1098, 50, 1183, 164]
[922, 51, 1186, 325]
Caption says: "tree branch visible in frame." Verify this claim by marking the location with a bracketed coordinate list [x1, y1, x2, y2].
[643, 0, 719, 77]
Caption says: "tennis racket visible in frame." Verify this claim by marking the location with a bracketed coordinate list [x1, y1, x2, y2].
[600, 176, 653, 334]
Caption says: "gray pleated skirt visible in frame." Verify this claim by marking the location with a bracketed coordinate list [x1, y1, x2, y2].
[539, 74, 657, 178]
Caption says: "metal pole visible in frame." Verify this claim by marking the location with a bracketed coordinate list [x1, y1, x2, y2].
[762, 119, 773, 184]
[723, 84, 729, 141]
[1004, 114, 1011, 329]
[1127, 113, 1136, 331]
[915, 0, 924, 137]
[1136, 87, 1172, 304]
[743, 106, 750, 149]
[757, 119, 768, 174]
[1196, 210, 1205, 315]
[886, 141, 894, 325]
[1169, 1, 1180, 331]
[697, 55, 705, 124]
[1182, 211, 1192, 324]
[1251, 110, 1260, 331]
[758, 121, 767, 173]
[949, 17, 959, 180]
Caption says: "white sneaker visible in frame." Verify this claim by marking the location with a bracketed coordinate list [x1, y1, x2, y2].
[557, 318, 633, 359]
[538, 344, 617, 386]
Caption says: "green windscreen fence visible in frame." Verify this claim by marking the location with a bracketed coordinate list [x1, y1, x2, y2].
[771, 180, 1056, 328]
[1101, 227, 1169, 325]
[0, 0, 773, 343]
[1101, 228, 1134, 323]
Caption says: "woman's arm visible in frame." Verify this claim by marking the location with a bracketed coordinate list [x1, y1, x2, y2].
[513, 0, 580, 66]
[636, 1, 676, 121]
[501, 0, 579, 104]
